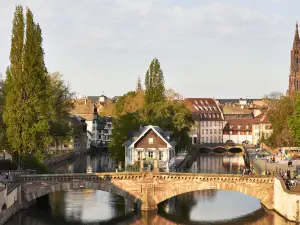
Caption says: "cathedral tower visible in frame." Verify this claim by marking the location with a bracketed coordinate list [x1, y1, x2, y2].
[288, 22, 300, 95]
[136, 75, 142, 92]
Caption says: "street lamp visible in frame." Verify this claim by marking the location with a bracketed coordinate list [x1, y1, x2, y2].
[29, 151, 32, 170]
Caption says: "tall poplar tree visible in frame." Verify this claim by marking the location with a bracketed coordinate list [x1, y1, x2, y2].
[3, 6, 54, 157]
[144, 58, 165, 105]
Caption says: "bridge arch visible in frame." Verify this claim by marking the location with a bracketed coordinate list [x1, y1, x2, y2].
[21, 181, 140, 206]
[153, 175, 274, 210]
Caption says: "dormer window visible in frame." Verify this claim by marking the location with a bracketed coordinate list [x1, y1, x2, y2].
[148, 138, 153, 144]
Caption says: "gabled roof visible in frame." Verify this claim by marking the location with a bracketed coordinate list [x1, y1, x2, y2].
[124, 125, 175, 148]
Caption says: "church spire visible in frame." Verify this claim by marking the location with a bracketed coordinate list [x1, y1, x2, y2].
[293, 21, 300, 48]
[136, 75, 142, 92]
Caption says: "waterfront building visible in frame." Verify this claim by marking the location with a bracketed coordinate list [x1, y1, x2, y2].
[222, 119, 255, 144]
[124, 125, 176, 170]
[91, 104, 113, 148]
[184, 98, 225, 144]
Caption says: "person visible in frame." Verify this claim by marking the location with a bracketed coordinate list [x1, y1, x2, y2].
[287, 169, 291, 180]
[5, 172, 9, 180]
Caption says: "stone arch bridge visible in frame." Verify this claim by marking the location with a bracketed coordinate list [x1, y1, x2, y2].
[21, 172, 274, 211]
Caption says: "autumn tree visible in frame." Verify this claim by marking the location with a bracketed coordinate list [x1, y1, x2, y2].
[3, 6, 55, 158]
[144, 58, 165, 105]
[265, 92, 296, 147]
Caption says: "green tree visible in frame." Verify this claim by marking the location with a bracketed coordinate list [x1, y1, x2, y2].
[266, 92, 296, 147]
[47, 72, 75, 146]
[0, 76, 6, 149]
[289, 93, 300, 145]
[140, 101, 193, 152]
[144, 58, 165, 105]
[108, 112, 141, 164]
[3, 6, 54, 158]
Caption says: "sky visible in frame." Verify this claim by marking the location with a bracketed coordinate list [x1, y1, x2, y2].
[0, 0, 298, 99]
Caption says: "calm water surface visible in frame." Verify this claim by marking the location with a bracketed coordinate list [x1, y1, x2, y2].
[4, 152, 296, 225]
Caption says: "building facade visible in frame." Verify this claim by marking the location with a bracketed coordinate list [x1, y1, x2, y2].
[252, 112, 273, 146]
[185, 98, 225, 144]
[223, 119, 256, 144]
[91, 104, 113, 148]
[288, 23, 300, 95]
[124, 125, 176, 171]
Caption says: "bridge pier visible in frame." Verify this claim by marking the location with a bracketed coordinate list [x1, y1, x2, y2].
[124, 198, 135, 213]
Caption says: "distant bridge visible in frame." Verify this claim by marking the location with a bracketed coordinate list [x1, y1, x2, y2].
[192, 144, 244, 154]
[20, 172, 273, 211]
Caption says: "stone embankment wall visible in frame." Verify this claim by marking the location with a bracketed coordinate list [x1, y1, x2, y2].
[274, 177, 300, 222]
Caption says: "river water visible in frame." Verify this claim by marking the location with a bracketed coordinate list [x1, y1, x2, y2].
[5, 152, 296, 225]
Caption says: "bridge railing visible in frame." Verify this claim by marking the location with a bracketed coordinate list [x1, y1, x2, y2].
[170, 168, 249, 175]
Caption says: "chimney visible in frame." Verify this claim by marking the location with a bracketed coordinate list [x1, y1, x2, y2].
[84, 97, 87, 105]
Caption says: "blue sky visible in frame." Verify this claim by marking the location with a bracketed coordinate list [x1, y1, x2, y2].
[0, 0, 297, 98]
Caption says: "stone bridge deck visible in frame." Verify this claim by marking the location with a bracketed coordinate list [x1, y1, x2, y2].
[20, 172, 274, 211]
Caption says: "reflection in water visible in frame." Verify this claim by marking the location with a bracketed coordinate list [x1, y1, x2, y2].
[190, 154, 245, 173]
[4, 152, 297, 225]
[5, 189, 296, 225]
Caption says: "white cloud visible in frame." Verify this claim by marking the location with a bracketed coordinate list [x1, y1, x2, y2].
[0, 1, 283, 52]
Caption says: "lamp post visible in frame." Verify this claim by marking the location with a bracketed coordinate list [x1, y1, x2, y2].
[29, 151, 32, 170]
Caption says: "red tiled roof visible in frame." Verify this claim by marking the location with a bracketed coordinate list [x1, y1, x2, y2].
[223, 119, 259, 131]
[184, 98, 223, 121]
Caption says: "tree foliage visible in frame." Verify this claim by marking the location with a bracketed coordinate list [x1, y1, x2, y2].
[48, 72, 75, 145]
[289, 94, 300, 146]
[140, 101, 194, 151]
[144, 58, 165, 105]
[0, 76, 6, 149]
[108, 112, 141, 164]
[265, 92, 296, 147]
[3, 6, 55, 157]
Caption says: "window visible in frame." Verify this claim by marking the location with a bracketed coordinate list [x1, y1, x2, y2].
[210, 121, 212, 126]
[193, 137, 197, 144]
[159, 152, 163, 160]
[206, 121, 208, 126]
[210, 129, 212, 134]
[202, 121, 205, 127]
[64, 143, 68, 148]
[148, 151, 153, 158]
[214, 121, 217, 126]
[210, 137, 213, 143]
[201, 137, 204, 143]
[148, 138, 153, 144]
[206, 137, 208, 143]
[202, 129, 204, 134]
[138, 151, 141, 160]
[206, 129, 208, 134]
[219, 129, 222, 134]
[214, 129, 216, 134]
